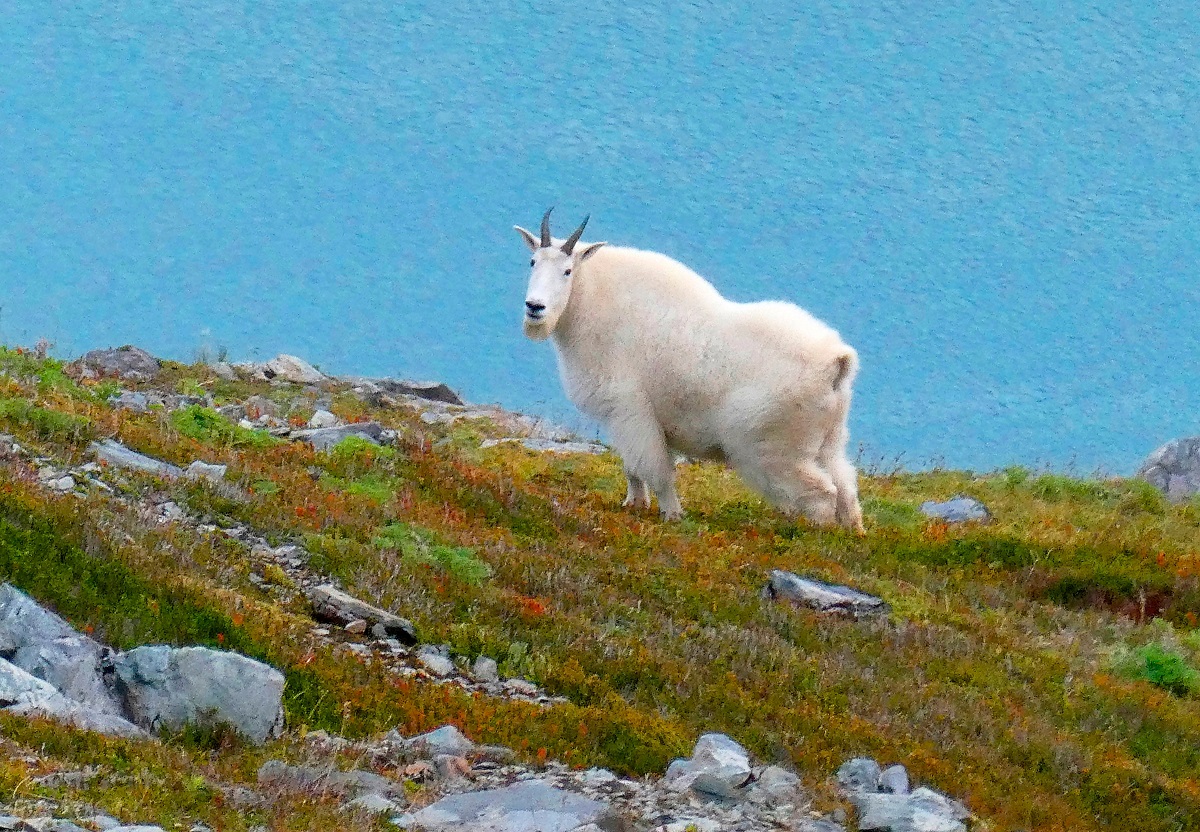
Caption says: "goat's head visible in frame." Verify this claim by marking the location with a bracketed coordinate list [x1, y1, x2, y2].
[514, 208, 606, 340]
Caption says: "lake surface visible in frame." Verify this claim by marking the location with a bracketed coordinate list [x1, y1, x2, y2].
[2, 2, 1198, 473]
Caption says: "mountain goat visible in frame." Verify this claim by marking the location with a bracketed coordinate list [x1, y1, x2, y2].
[514, 209, 864, 532]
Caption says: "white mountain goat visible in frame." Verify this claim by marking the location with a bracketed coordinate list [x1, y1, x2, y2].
[514, 209, 864, 531]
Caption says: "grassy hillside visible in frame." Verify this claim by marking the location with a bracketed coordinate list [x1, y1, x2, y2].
[1, 345, 1200, 830]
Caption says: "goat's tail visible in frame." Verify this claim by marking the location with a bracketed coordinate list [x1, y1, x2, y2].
[831, 349, 859, 393]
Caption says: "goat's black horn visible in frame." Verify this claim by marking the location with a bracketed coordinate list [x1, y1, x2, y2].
[562, 215, 589, 255]
[540, 208, 553, 247]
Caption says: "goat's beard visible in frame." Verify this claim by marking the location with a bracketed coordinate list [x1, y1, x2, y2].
[523, 318, 552, 341]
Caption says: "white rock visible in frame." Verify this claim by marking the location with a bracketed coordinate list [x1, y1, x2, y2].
[184, 461, 228, 484]
[263, 354, 326, 385]
[417, 648, 455, 677]
[472, 655, 499, 682]
[308, 409, 340, 428]
[663, 733, 753, 798]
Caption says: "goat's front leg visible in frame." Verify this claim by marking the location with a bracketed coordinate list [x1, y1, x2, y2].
[608, 411, 682, 520]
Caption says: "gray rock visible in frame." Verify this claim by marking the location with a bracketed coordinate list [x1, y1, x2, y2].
[257, 759, 400, 797]
[918, 496, 991, 524]
[184, 461, 228, 485]
[75, 346, 161, 381]
[292, 422, 385, 453]
[49, 474, 76, 492]
[110, 391, 150, 413]
[114, 646, 284, 743]
[405, 780, 613, 832]
[342, 792, 405, 814]
[305, 584, 416, 644]
[851, 790, 967, 832]
[243, 395, 279, 419]
[217, 403, 247, 423]
[263, 354, 326, 385]
[403, 725, 475, 758]
[356, 378, 463, 406]
[23, 820, 89, 832]
[663, 733, 753, 798]
[795, 820, 847, 832]
[0, 818, 22, 830]
[479, 437, 608, 455]
[89, 440, 183, 480]
[1137, 437, 1200, 502]
[879, 764, 910, 795]
[836, 758, 882, 793]
[472, 655, 499, 682]
[763, 570, 889, 617]
[747, 764, 804, 805]
[0, 584, 126, 717]
[211, 361, 236, 381]
[417, 648, 455, 677]
[107, 827, 168, 832]
[307, 409, 340, 429]
[0, 657, 146, 738]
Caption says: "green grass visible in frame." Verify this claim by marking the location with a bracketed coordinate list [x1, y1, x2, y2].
[0, 397, 92, 443]
[6, 351, 1200, 829]
[170, 405, 278, 449]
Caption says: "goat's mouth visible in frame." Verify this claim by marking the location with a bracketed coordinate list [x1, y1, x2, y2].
[524, 311, 545, 322]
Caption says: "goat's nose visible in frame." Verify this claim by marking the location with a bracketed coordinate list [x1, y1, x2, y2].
[525, 301, 546, 315]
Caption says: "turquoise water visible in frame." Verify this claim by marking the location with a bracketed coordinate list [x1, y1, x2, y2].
[2, 2, 1198, 473]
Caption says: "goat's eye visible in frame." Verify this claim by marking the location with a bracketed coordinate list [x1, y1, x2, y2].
[530, 259, 535, 267]
[564, 269, 572, 276]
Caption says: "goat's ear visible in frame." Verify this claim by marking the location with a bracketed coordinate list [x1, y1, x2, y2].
[577, 241, 606, 261]
[514, 225, 539, 252]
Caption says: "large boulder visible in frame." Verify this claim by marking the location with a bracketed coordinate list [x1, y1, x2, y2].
[0, 658, 145, 738]
[0, 584, 125, 717]
[838, 758, 969, 832]
[114, 646, 284, 743]
[74, 346, 161, 381]
[1137, 437, 1200, 502]
[400, 781, 613, 832]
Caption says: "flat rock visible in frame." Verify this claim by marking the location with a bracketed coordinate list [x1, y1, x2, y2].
[291, 422, 385, 453]
[342, 792, 405, 814]
[1137, 437, 1200, 502]
[90, 440, 183, 480]
[404, 780, 613, 832]
[851, 790, 967, 832]
[479, 437, 608, 455]
[763, 571, 888, 617]
[114, 646, 284, 743]
[305, 584, 416, 645]
[262, 354, 326, 385]
[918, 496, 991, 524]
[257, 759, 400, 798]
[663, 733, 753, 798]
[74, 346, 161, 381]
[349, 378, 464, 406]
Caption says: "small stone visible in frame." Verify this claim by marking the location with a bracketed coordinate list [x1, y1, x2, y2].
[417, 648, 455, 677]
[580, 767, 618, 786]
[184, 461, 228, 485]
[308, 409, 340, 428]
[85, 819, 121, 832]
[344, 619, 368, 635]
[919, 496, 991, 524]
[211, 362, 236, 381]
[879, 764, 910, 794]
[404, 725, 475, 758]
[763, 570, 888, 616]
[50, 474, 76, 492]
[502, 677, 538, 696]
[263, 355, 326, 385]
[836, 758, 882, 793]
[472, 656, 499, 682]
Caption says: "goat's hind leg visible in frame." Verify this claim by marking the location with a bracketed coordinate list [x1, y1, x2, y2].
[818, 424, 864, 533]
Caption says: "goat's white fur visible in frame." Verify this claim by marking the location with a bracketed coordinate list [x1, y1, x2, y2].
[515, 219, 864, 531]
